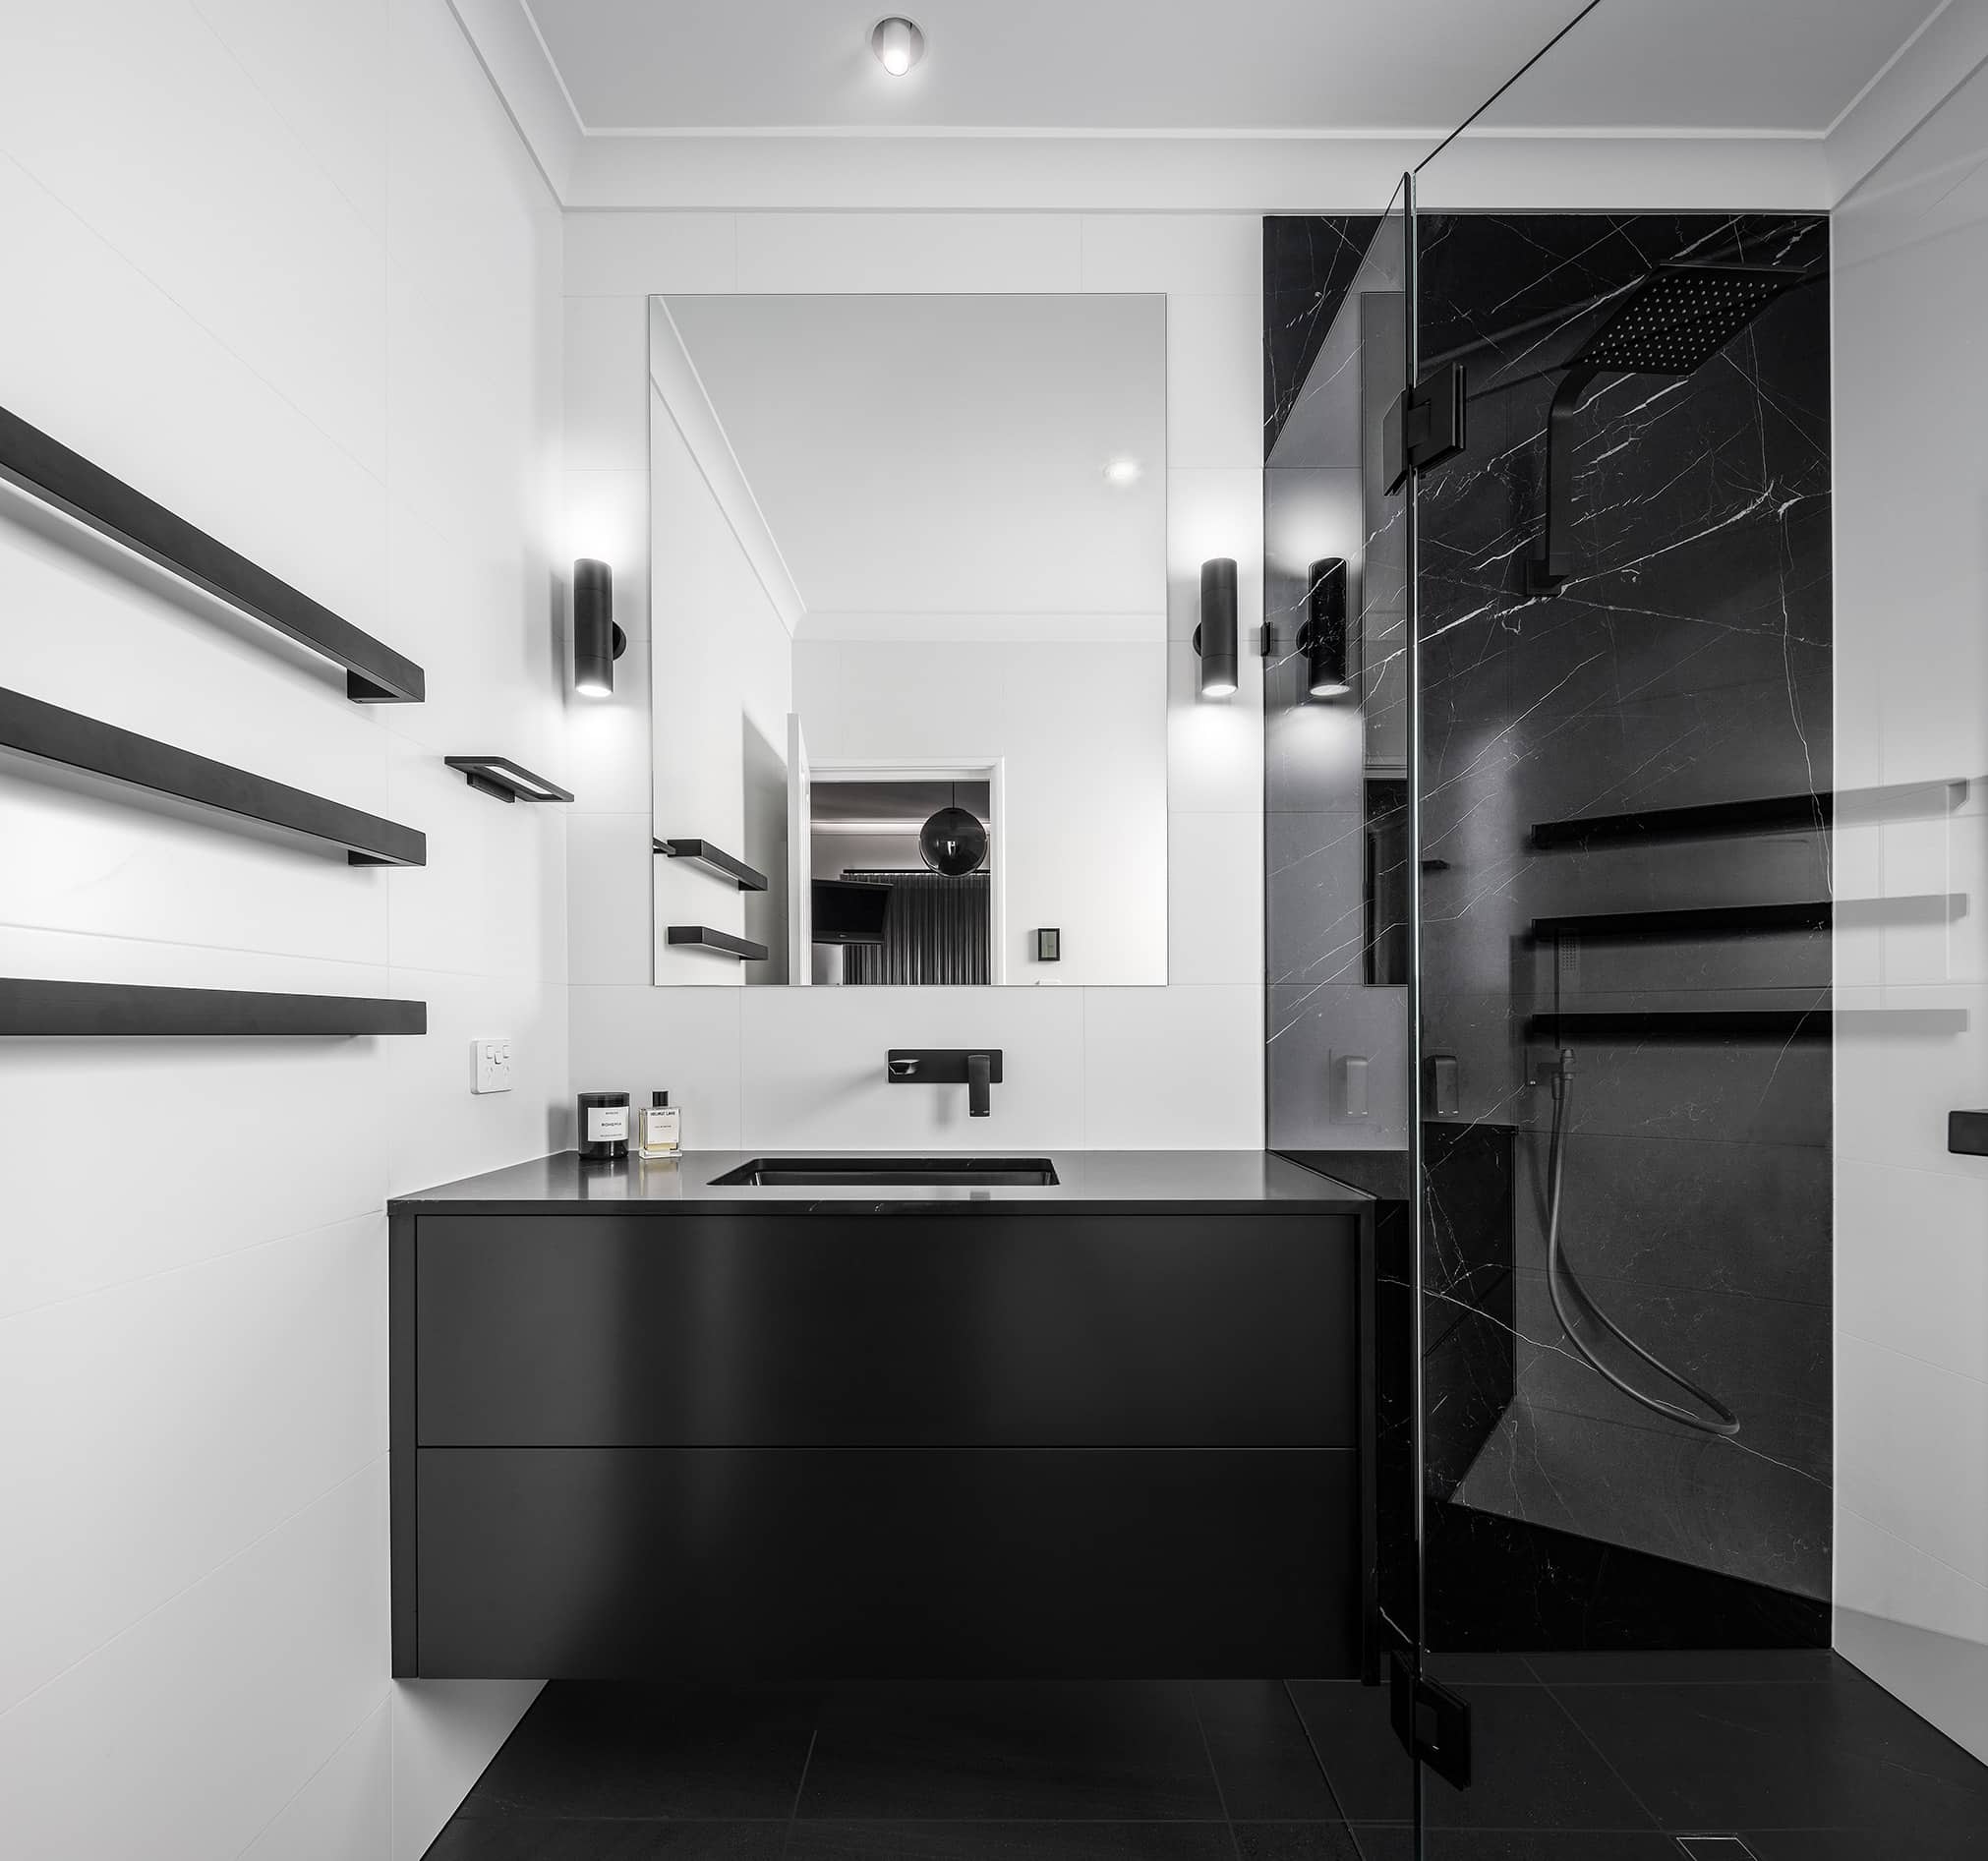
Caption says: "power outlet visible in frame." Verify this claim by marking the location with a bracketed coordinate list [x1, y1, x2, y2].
[472, 1038, 513, 1095]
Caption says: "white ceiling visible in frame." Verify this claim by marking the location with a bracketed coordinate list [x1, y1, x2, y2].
[526, 0, 1942, 135]
[662, 293, 1166, 628]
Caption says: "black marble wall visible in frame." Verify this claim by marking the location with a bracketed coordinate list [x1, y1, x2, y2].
[1413, 213, 1833, 1631]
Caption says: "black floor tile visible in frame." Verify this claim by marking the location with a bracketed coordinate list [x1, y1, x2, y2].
[1288, 1680, 1658, 1832]
[1229, 1822, 1366, 1858]
[794, 1683, 1224, 1822]
[783, 1823, 1236, 1859]
[455, 1683, 818, 1820]
[1195, 1680, 1343, 1819]
[1347, 1833, 1679, 1860]
[1552, 1677, 1988, 1837]
[1521, 1650, 1842, 1686]
[426, 1822, 786, 1860]
[1741, 1830, 1988, 1860]
[1419, 1656, 1540, 1687]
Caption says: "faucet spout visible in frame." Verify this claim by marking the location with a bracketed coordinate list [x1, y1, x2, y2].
[967, 1051, 992, 1118]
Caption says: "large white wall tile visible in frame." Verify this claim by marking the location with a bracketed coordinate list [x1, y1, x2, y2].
[1168, 813, 1263, 985]
[739, 986, 1087, 1148]
[1082, 985, 1263, 1148]
[239, 1699, 392, 1861]
[734, 212, 1082, 293]
[564, 294, 652, 470]
[569, 983, 744, 1149]
[563, 210, 737, 295]
[0, 1464, 388, 1861]
[0, 1216, 384, 1714]
[0, 1, 559, 1847]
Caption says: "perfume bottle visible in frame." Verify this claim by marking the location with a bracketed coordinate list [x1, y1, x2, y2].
[637, 1090, 681, 1159]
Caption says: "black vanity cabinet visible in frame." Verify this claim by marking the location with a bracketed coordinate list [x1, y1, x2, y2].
[390, 1153, 1370, 1680]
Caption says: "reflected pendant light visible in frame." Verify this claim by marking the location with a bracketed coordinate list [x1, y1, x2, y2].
[1299, 556, 1350, 699]
[1194, 557, 1238, 698]
[573, 557, 626, 698]
[919, 785, 987, 876]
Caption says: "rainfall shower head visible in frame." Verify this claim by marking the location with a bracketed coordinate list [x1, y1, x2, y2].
[1569, 263, 1799, 378]
[1530, 262, 1803, 596]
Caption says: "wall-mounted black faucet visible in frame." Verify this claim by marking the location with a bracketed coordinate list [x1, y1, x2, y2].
[887, 1048, 1003, 1118]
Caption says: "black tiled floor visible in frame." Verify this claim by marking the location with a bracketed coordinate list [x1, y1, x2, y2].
[783, 1824, 1235, 1858]
[454, 1683, 818, 1820]
[1288, 1679, 1655, 1832]
[794, 1683, 1223, 1821]
[428, 1657, 1988, 1859]
[1551, 1670, 1988, 1839]
[428, 1823, 787, 1859]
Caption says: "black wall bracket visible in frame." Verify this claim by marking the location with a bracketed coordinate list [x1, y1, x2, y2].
[656, 838, 769, 891]
[666, 925, 769, 961]
[0, 404, 424, 703]
[1390, 1652, 1472, 1790]
[1383, 362, 1467, 493]
[1949, 1110, 1988, 1156]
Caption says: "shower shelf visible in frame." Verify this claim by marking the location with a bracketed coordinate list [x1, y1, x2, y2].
[1531, 901, 1830, 939]
[655, 838, 769, 892]
[1529, 793, 1829, 849]
[666, 925, 769, 961]
[1526, 1009, 1829, 1042]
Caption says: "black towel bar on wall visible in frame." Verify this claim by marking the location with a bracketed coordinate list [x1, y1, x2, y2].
[666, 926, 769, 961]
[0, 685, 426, 866]
[655, 838, 769, 891]
[0, 404, 424, 703]
[0, 978, 426, 1037]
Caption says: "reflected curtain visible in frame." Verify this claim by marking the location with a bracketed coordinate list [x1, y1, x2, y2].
[841, 870, 990, 985]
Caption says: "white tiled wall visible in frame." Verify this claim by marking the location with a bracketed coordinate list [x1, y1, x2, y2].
[1833, 58, 1988, 1766]
[565, 211, 1266, 1144]
[0, 1, 561, 1852]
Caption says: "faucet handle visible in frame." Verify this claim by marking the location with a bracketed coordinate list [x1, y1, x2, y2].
[887, 1056, 920, 1079]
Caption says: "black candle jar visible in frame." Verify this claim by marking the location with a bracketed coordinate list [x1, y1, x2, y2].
[576, 1090, 630, 1160]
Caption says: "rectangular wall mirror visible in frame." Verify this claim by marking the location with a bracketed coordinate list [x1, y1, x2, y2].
[648, 292, 1169, 987]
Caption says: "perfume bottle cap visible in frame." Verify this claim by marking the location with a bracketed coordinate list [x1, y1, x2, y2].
[652, 1090, 670, 1107]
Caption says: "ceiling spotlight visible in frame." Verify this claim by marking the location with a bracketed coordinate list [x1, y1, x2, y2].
[871, 16, 925, 76]
[1103, 457, 1142, 487]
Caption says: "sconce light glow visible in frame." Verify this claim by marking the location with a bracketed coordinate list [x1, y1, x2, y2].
[871, 16, 925, 75]
[1103, 457, 1142, 487]
[572, 557, 626, 700]
[1194, 557, 1239, 700]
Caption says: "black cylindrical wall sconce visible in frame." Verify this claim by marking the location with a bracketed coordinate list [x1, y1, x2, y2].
[572, 557, 626, 699]
[1194, 557, 1238, 699]
[1298, 556, 1350, 699]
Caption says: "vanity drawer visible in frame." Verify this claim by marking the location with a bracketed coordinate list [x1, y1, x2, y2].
[412, 1445, 1357, 1678]
[414, 1212, 1359, 1448]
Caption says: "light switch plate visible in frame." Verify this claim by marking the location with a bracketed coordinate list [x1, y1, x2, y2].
[472, 1037, 513, 1094]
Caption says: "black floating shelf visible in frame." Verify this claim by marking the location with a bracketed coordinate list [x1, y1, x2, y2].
[1530, 793, 1828, 849]
[667, 925, 769, 961]
[0, 685, 425, 867]
[655, 838, 769, 892]
[0, 404, 423, 703]
[1527, 1010, 1830, 1042]
[1532, 901, 1831, 939]
[444, 756, 573, 804]
[0, 978, 425, 1037]
[1950, 1110, 1988, 1157]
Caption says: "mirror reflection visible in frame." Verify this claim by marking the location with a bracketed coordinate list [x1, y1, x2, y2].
[649, 292, 1169, 987]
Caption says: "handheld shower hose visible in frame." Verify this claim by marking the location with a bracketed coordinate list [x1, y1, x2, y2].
[1545, 1049, 1740, 1437]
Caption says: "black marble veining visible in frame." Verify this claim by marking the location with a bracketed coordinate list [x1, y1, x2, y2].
[1263, 213, 1383, 459]
[1413, 211, 1834, 1620]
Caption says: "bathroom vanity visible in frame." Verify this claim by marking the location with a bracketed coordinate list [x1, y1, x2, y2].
[389, 1150, 1371, 1680]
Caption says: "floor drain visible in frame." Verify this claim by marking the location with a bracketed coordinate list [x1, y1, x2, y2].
[1674, 1840, 1758, 1859]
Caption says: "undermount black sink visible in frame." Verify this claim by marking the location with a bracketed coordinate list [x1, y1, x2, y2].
[709, 1156, 1060, 1188]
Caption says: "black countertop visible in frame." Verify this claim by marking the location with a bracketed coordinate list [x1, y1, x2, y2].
[391, 1149, 1372, 1217]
